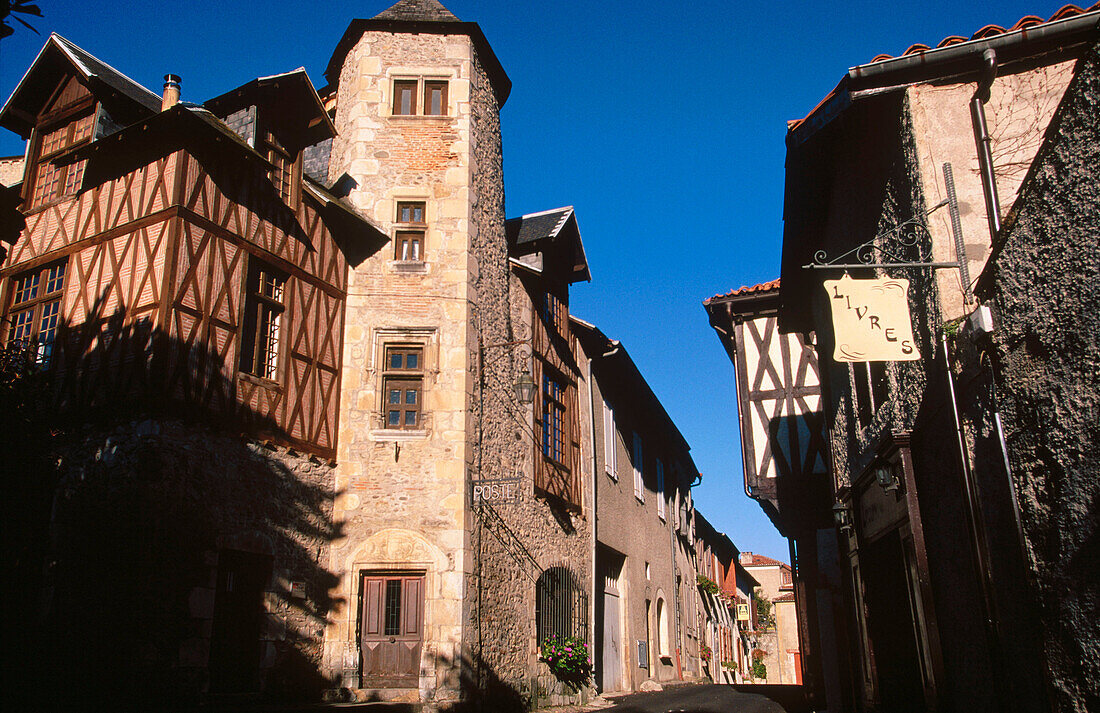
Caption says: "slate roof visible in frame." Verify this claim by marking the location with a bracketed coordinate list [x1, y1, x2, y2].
[506, 206, 591, 283]
[1, 33, 161, 137]
[374, 0, 460, 22]
[506, 206, 573, 245]
[324, 2, 511, 105]
[788, 3, 1100, 140]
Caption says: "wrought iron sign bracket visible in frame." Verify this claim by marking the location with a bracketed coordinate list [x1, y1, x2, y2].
[802, 164, 971, 299]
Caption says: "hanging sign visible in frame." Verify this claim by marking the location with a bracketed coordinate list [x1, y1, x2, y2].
[824, 274, 920, 362]
[737, 603, 750, 621]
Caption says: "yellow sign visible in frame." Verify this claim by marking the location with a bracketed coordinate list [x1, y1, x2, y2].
[824, 275, 920, 362]
[737, 603, 750, 621]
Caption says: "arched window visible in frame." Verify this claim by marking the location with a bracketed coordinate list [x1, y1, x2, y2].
[656, 596, 669, 655]
[536, 566, 588, 643]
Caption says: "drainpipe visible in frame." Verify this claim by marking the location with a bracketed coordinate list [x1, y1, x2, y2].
[942, 333, 1008, 711]
[970, 49, 1002, 243]
[585, 346, 598, 680]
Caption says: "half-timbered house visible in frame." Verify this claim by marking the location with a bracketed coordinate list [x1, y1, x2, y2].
[0, 33, 384, 704]
[704, 279, 842, 707]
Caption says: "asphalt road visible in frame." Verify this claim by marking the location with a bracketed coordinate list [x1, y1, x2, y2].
[606, 684, 791, 713]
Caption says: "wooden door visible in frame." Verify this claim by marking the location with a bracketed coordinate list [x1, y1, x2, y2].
[209, 550, 273, 694]
[359, 574, 424, 688]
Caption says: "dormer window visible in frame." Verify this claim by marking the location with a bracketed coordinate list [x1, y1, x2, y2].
[28, 80, 95, 209]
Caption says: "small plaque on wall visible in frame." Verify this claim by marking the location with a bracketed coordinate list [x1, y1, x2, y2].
[637, 640, 649, 669]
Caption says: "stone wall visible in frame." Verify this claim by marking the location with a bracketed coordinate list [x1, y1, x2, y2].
[979, 40, 1100, 713]
[41, 418, 337, 705]
[326, 27, 477, 704]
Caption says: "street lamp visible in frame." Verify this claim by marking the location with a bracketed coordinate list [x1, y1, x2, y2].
[874, 463, 900, 493]
[832, 501, 852, 531]
[513, 367, 536, 405]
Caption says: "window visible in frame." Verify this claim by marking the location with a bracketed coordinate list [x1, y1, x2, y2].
[5, 260, 66, 366]
[656, 597, 669, 655]
[391, 78, 449, 117]
[383, 346, 423, 429]
[603, 396, 617, 479]
[542, 373, 567, 464]
[540, 288, 567, 335]
[632, 432, 644, 502]
[239, 260, 286, 379]
[656, 458, 666, 520]
[394, 200, 426, 261]
[30, 110, 94, 208]
[535, 567, 587, 643]
[261, 132, 299, 205]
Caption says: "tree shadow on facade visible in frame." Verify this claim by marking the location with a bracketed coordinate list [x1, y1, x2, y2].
[0, 297, 346, 711]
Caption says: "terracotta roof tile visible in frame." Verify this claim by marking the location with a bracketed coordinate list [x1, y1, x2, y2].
[743, 553, 789, 568]
[773, 592, 797, 603]
[788, 3, 1100, 134]
[704, 278, 780, 305]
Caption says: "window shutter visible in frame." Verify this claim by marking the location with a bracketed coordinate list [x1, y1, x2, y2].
[633, 432, 644, 502]
[603, 398, 617, 477]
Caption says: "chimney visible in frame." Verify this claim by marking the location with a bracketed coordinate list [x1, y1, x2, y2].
[162, 74, 181, 110]
[739, 552, 753, 565]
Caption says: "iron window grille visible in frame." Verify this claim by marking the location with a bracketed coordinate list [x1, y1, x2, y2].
[536, 566, 588, 643]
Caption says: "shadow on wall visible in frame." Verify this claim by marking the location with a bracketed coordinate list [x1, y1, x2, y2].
[0, 297, 346, 711]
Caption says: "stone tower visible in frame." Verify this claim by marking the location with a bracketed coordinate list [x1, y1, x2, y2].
[321, 0, 516, 703]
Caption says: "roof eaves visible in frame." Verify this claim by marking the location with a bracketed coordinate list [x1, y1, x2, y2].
[788, 5, 1100, 146]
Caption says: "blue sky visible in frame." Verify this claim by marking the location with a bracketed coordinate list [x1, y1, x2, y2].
[0, 0, 1073, 561]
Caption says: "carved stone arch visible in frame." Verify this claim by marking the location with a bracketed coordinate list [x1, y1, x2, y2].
[340, 528, 451, 643]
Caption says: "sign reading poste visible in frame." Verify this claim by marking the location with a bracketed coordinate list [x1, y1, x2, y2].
[824, 274, 920, 362]
[471, 477, 520, 503]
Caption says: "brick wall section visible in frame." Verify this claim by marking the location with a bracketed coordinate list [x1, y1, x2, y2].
[45, 419, 337, 701]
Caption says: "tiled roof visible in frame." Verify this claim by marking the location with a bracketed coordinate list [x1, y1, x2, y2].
[870, 4, 1096, 63]
[742, 553, 789, 568]
[373, 0, 460, 22]
[773, 592, 797, 603]
[704, 279, 780, 305]
[788, 3, 1100, 134]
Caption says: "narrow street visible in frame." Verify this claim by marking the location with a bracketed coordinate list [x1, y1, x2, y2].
[603, 684, 798, 713]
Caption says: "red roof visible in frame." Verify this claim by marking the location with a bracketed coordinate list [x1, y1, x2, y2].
[773, 592, 797, 603]
[788, 3, 1100, 133]
[705, 278, 780, 305]
[742, 552, 789, 568]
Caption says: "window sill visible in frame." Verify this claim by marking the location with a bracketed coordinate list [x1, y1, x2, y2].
[370, 429, 429, 442]
[238, 372, 283, 393]
[388, 260, 429, 274]
[388, 114, 455, 123]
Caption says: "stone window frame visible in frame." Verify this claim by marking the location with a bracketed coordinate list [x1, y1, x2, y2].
[387, 71, 456, 119]
[369, 327, 438, 441]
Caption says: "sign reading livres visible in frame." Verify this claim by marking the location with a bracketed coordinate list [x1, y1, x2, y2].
[824, 274, 920, 362]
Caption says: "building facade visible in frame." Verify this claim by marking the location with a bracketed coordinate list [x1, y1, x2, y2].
[574, 319, 703, 694]
[771, 6, 1099, 713]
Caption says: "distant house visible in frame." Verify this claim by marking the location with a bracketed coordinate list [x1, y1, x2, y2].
[740, 552, 801, 685]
